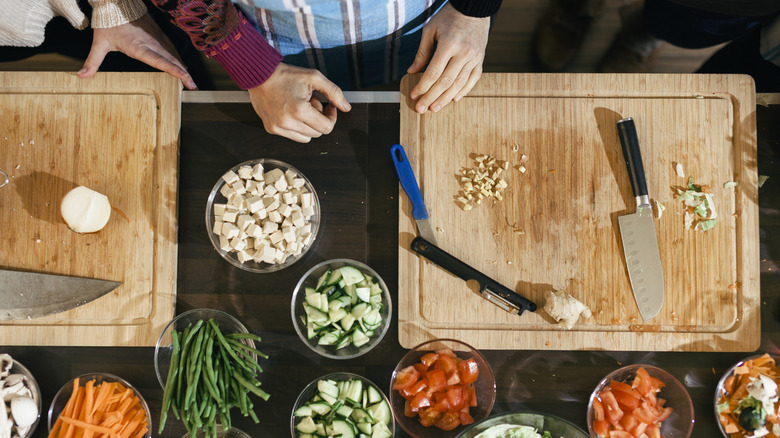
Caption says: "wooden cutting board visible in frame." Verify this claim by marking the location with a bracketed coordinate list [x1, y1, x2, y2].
[0, 72, 179, 346]
[398, 73, 759, 352]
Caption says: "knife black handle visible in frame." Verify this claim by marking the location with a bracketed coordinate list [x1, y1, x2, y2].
[410, 236, 537, 315]
[617, 118, 649, 200]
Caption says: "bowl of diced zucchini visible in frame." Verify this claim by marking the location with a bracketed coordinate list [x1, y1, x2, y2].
[291, 259, 392, 360]
[206, 159, 320, 273]
[291, 372, 394, 438]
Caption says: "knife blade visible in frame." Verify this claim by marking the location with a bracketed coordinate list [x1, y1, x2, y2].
[391, 144, 439, 246]
[410, 236, 537, 316]
[0, 268, 122, 320]
[616, 117, 665, 321]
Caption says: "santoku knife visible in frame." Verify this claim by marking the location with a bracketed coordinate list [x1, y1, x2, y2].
[410, 236, 537, 316]
[616, 117, 665, 321]
[0, 268, 122, 320]
[391, 144, 439, 246]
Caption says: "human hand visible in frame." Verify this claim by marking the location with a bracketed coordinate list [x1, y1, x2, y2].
[78, 13, 197, 90]
[407, 3, 490, 114]
[248, 63, 352, 143]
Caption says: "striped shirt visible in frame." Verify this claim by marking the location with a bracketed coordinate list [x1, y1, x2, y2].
[151, 0, 501, 90]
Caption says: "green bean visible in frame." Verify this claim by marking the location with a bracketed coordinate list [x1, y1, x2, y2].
[233, 372, 271, 401]
[225, 332, 262, 342]
[226, 338, 269, 360]
[158, 330, 180, 433]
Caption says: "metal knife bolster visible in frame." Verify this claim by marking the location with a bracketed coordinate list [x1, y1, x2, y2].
[410, 236, 537, 315]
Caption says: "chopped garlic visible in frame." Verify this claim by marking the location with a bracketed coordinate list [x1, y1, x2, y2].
[674, 162, 685, 178]
[456, 152, 513, 211]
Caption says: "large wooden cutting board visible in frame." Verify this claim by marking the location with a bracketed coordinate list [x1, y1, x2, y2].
[398, 73, 758, 352]
[0, 72, 179, 346]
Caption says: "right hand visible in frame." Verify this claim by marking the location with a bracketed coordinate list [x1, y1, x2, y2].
[248, 63, 351, 143]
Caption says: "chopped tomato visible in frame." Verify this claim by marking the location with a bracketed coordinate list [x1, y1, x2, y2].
[419, 407, 442, 427]
[434, 411, 461, 431]
[595, 367, 674, 438]
[393, 366, 419, 390]
[421, 353, 439, 367]
[458, 358, 480, 385]
[426, 369, 447, 393]
[393, 351, 480, 432]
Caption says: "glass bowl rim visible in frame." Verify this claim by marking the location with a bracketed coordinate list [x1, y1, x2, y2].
[587, 363, 694, 438]
[154, 308, 252, 389]
[390, 338, 497, 436]
[713, 353, 780, 437]
[455, 410, 589, 438]
[290, 258, 393, 360]
[6, 358, 43, 438]
[205, 158, 321, 273]
[289, 371, 395, 438]
[47, 372, 152, 437]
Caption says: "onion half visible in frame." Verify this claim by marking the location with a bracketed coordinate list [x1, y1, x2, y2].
[60, 186, 112, 233]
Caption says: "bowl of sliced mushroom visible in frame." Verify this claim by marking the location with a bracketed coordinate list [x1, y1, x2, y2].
[0, 354, 41, 438]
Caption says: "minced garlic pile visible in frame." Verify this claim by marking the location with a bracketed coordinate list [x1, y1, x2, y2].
[456, 154, 511, 211]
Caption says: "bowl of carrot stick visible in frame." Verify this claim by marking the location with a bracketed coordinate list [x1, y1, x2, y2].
[46, 373, 151, 438]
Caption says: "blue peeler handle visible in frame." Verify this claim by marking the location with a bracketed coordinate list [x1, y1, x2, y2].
[390, 144, 429, 221]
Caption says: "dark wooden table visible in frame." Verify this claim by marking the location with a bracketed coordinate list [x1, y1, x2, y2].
[6, 94, 780, 438]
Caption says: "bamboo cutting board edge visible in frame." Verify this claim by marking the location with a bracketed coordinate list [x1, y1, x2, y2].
[398, 73, 759, 352]
[0, 72, 179, 346]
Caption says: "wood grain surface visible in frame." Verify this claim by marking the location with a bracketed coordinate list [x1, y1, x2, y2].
[0, 72, 179, 346]
[398, 73, 759, 351]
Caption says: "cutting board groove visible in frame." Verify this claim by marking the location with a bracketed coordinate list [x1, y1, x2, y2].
[0, 72, 179, 346]
[398, 73, 758, 352]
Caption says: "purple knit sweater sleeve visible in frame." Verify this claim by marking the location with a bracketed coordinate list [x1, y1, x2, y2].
[449, 0, 503, 17]
[204, 11, 283, 90]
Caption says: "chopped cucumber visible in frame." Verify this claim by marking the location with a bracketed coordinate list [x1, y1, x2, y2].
[300, 263, 387, 351]
[293, 379, 391, 438]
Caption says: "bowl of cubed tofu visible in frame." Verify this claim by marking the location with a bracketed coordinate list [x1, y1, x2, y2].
[206, 159, 320, 273]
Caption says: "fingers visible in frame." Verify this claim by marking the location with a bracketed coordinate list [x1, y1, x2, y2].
[407, 27, 435, 74]
[411, 49, 472, 113]
[78, 41, 110, 78]
[132, 45, 198, 90]
[309, 72, 351, 113]
[455, 64, 481, 102]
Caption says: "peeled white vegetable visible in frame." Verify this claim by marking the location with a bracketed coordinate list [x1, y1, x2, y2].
[543, 289, 592, 330]
[9, 397, 37, 428]
[60, 186, 112, 233]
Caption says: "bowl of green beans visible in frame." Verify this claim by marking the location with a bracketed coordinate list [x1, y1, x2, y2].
[154, 308, 270, 438]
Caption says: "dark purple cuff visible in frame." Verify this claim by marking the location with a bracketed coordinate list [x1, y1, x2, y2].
[204, 12, 283, 90]
[449, 0, 503, 17]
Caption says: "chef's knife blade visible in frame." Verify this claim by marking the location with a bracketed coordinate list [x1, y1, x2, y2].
[616, 117, 665, 321]
[391, 144, 439, 246]
[410, 236, 536, 316]
[0, 268, 121, 320]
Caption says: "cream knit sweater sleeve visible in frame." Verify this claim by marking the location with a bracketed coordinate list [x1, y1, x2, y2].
[0, 0, 87, 47]
[89, 0, 147, 29]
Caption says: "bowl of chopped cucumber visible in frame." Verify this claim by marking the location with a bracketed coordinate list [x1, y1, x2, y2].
[291, 259, 392, 360]
[206, 158, 321, 273]
[291, 372, 394, 438]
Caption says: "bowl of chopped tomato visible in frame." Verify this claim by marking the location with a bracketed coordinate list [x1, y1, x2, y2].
[390, 338, 496, 437]
[587, 364, 693, 438]
[715, 353, 780, 438]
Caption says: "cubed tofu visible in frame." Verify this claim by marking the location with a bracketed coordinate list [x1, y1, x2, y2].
[291, 211, 305, 228]
[230, 181, 246, 196]
[237, 249, 254, 263]
[230, 237, 247, 251]
[247, 195, 264, 213]
[282, 191, 295, 205]
[269, 230, 284, 245]
[292, 178, 306, 189]
[236, 214, 253, 231]
[221, 222, 239, 239]
[261, 220, 278, 234]
[228, 192, 245, 209]
[301, 192, 313, 208]
[278, 204, 293, 217]
[213, 203, 227, 216]
[219, 234, 231, 251]
[268, 210, 283, 223]
[263, 168, 284, 185]
[246, 223, 263, 238]
[213, 220, 223, 235]
[282, 226, 296, 243]
[222, 170, 240, 185]
[219, 183, 235, 199]
[253, 209, 268, 221]
[274, 176, 288, 192]
[302, 206, 315, 218]
[251, 163, 264, 180]
[263, 184, 278, 196]
[222, 208, 239, 223]
[237, 165, 253, 180]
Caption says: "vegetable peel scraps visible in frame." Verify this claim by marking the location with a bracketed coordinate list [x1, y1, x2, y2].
[676, 177, 718, 232]
[717, 353, 780, 438]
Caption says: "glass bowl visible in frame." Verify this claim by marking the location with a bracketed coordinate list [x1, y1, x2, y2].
[206, 158, 321, 273]
[390, 338, 496, 438]
[154, 308, 255, 389]
[182, 425, 251, 438]
[291, 259, 392, 360]
[587, 364, 694, 438]
[457, 411, 588, 438]
[47, 373, 151, 438]
[714, 353, 780, 437]
[290, 372, 395, 438]
[0, 357, 42, 438]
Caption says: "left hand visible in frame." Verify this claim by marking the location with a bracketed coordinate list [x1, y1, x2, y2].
[78, 13, 197, 90]
[407, 3, 490, 114]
